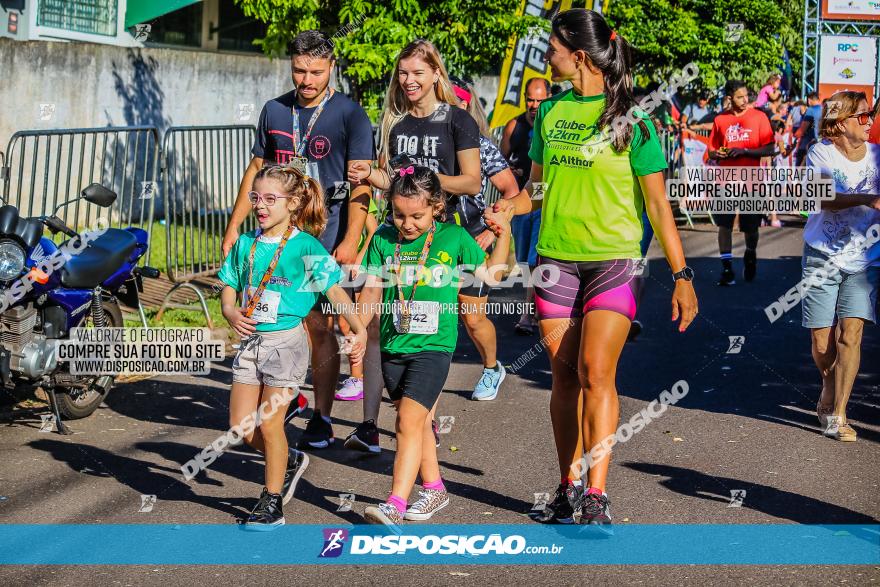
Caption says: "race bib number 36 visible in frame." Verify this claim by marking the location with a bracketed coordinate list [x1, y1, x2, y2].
[247, 287, 281, 324]
[392, 301, 439, 335]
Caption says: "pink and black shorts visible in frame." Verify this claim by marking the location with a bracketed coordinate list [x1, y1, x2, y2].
[534, 256, 639, 321]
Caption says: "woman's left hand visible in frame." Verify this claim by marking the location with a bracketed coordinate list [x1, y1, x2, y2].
[671, 280, 698, 332]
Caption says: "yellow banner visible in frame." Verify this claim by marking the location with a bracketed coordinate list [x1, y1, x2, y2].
[491, 0, 573, 128]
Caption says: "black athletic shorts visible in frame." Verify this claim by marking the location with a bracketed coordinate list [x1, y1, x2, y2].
[380, 351, 453, 410]
[714, 213, 762, 232]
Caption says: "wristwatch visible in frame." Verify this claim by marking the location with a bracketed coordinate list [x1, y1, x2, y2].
[672, 266, 695, 282]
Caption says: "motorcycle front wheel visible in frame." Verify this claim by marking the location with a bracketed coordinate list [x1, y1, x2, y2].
[55, 300, 123, 420]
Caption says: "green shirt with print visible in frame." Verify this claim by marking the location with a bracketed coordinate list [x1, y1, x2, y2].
[529, 90, 667, 261]
[219, 229, 342, 332]
[362, 222, 487, 354]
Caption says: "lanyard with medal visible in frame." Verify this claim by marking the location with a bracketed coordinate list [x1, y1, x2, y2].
[244, 222, 296, 320]
[289, 87, 334, 175]
[394, 222, 436, 334]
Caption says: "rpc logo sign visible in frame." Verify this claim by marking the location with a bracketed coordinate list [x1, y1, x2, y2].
[837, 43, 859, 52]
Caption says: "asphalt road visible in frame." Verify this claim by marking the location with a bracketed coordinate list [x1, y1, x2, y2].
[1, 225, 878, 586]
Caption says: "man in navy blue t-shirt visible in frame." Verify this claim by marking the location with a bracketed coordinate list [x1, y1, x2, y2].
[222, 30, 375, 448]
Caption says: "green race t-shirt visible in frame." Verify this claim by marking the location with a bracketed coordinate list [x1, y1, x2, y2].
[362, 222, 487, 354]
[529, 90, 667, 261]
[219, 228, 342, 332]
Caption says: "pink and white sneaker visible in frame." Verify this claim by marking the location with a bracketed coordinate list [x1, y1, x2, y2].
[335, 377, 364, 401]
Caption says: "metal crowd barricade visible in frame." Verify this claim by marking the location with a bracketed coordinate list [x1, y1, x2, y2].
[154, 125, 256, 327]
[2, 127, 160, 257]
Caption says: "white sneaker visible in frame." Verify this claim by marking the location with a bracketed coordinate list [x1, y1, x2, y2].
[824, 415, 857, 442]
[334, 377, 363, 401]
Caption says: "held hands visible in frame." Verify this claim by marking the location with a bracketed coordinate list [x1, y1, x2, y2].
[222, 305, 257, 337]
[483, 208, 512, 238]
[343, 331, 367, 366]
[671, 280, 698, 333]
[491, 198, 517, 220]
[474, 229, 497, 251]
[347, 161, 371, 184]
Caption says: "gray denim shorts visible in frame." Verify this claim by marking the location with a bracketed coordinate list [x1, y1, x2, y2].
[232, 325, 309, 389]
[801, 245, 880, 328]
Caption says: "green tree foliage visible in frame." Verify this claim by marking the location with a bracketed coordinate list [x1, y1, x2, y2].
[236, 0, 806, 117]
[605, 0, 798, 97]
[235, 0, 543, 120]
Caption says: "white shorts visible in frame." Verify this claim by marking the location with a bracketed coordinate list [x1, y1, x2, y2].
[232, 325, 309, 389]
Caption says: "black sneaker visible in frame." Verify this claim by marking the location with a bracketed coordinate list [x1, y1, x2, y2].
[580, 491, 612, 532]
[344, 419, 381, 454]
[432, 420, 440, 448]
[297, 410, 334, 449]
[717, 266, 736, 286]
[281, 448, 309, 505]
[244, 488, 284, 530]
[743, 249, 757, 282]
[531, 482, 582, 524]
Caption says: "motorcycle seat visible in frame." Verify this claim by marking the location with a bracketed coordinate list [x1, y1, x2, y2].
[59, 229, 138, 289]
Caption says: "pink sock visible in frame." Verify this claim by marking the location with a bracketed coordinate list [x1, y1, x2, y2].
[386, 494, 407, 514]
[586, 487, 606, 496]
[423, 478, 445, 492]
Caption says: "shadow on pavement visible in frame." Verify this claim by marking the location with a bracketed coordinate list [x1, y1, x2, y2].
[623, 461, 879, 525]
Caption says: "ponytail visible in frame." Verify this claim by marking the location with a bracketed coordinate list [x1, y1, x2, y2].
[552, 8, 649, 152]
[253, 165, 327, 237]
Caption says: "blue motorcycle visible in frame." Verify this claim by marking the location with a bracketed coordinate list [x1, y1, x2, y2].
[0, 184, 159, 433]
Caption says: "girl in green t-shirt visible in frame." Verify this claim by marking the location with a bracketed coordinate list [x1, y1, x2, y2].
[358, 166, 512, 529]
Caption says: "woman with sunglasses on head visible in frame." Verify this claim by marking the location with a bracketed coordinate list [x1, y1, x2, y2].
[803, 91, 880, 442]
[493, 9, 697, 528]
[219, 165, 367, 529]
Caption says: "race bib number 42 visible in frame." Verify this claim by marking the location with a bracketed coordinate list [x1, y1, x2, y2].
[247, 287, 281, 324]
[392, 301, 439, 335]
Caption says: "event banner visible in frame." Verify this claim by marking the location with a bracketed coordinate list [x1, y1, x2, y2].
[818, 34, 878, 104]
[822, 0, 880, 21]
[491, 0, 572, 128]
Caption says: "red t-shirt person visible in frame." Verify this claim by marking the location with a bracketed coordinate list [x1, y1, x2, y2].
[709, 108, 774, 166]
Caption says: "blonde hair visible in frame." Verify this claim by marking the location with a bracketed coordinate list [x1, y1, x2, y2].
[462, 82, 490, 137]
[253, 165, 327, 237]
[378, 39, 459, 167]
[820, 90, 868, 139]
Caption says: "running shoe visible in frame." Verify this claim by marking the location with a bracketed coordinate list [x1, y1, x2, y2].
[580, 491, 613, 530]
[344, 419, 381, 454]
[281, 448, 309, 505]
[717, 266, 736, 286]
[297, 410, 334, 449]
[364, 502, 404, 531]
[335, 377, 364, 401]
[283, 391, 309, 426]
[471, 363, 507, 401]
[404, 489, 450, 521]
[816, 401, 833, 429]
[627, 320, 643, 342]
[824, 415, 857, 442]
[531, 482, 582, 524]
[432, 419, 440, 448]
[744, 249, 757, 282]
[244, 488, 284, 530]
